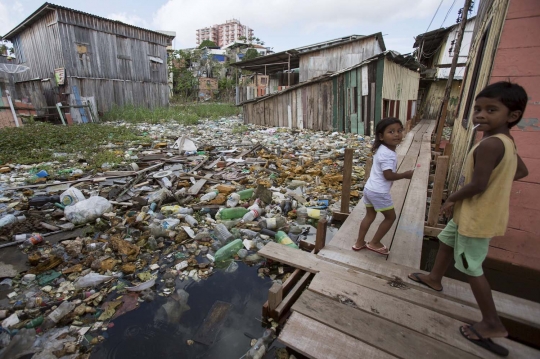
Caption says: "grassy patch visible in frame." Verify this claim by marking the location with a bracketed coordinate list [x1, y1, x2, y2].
[102, 103, 240, 124]
[231, 124, 248, 134]
[0, 122, 140, 167]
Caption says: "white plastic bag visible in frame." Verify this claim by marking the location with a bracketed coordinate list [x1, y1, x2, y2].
[60, 187, 85, 206]
[64, 196, 112, 224]
[74, 272, 114, 289]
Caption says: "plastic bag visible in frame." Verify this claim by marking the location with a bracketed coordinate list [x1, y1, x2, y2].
[64, 196, 112, 224]
[60, 187, 85, 206]
[74, 272, 114, 289]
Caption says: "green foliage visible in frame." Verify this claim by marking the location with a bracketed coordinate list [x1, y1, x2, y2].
[231, 124, 248, 134]
[244, 49, 260, 61]
[103, 104, 239, 124]
[0, 122, 139, 166]
[199, 40, 217, 49]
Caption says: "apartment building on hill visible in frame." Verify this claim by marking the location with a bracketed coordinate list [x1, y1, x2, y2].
[196, 19, 254, 47]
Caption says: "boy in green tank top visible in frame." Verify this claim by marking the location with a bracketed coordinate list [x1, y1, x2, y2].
[409, 82, 529, 356]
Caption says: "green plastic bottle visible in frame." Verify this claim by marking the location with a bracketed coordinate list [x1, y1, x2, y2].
[237, 188, 254, 200]
[214, 238, 244, 262]
[275, 231, 299, 249]
[26, 315, 44, 328]
[217, 207, 249, 220]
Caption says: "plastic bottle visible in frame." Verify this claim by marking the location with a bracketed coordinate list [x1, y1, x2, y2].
[25, 315, 44, 329]
[242, 200, 262, 222]
[216, 207, 249, 220]
[246, 328, 275, 359]
[307, 208, 321, 219]
[60, 187, 85, 207]
[258, 216, 287, 230]
[0, 214, 18, 228]
[226, 193, 241, 207]
[28, 195, 60, 208]
[19, 234, 44, 249]
[213, 223, 235, 244]
[260, 228, 277, 238]
[221, 219, 242, 229]
[41, 301, 77, 330]
[237, 249, 248, 259]
[237, 188, 254, 200]
[296, 207, 308, 225]
[275, 231, 299, 249]
[200, 190, 219, 202]
[160, 205, 193, 215]
[184, 215, 198, 227]
[214, 239, 244, 262]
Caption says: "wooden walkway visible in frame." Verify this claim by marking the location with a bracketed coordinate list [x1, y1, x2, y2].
[258, 120, 540, 359]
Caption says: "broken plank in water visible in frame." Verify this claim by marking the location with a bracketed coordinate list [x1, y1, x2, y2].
[187, 174, 213, 195]
[194, 301, 232, 345]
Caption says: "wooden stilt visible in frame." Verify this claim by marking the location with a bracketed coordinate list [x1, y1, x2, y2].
[314, 218, 327, 254]
[426, 156, 449, 226]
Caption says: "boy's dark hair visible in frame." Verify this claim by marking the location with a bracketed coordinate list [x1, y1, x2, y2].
[372, 117, 403, 153]
[475, 81, 528, 128]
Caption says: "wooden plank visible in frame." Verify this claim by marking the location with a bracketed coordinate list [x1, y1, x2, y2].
[292, 290, 476, 359]
[309, 273, 539, 359]
[187, 173, 213, 195]
[268, 282, 283, 316]
[330, 121, 430, 250]
[427, 156, 450, 226]
[424, 226, 443, 237]
[314, 218, 327, 253]
[279, 312, 396, 359]
[340, 149, 354, 213]
[259, 242, 540, 331]
[443, 143, 453, 159]
[388, 121, 436, 268]
[274, 272, 312, 319]
[282, 268, 304, 294]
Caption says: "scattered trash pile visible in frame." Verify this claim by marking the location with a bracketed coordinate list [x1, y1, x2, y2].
[0, 117, 371, 358]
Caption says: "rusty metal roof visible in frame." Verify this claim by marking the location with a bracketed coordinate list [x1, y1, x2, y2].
[3, 2, 176, 40]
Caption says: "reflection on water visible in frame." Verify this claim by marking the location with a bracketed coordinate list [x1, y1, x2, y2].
[89, 263, 273, 359]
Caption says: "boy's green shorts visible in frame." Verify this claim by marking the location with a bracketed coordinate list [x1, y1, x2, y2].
[438, 219, 491, 277]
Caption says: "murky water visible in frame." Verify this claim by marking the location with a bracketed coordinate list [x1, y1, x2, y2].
[89, 263, 273, 359]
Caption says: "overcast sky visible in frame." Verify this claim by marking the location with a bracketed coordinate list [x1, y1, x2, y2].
[1, 0, 477, 54]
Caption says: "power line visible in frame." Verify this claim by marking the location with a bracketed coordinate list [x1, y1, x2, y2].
[441, 0, 457, 27]
[425, 0, 445, 33]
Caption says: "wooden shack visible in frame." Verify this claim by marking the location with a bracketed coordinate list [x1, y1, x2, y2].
[242, 51, 420, 135]
[414, 17, 476, 125]
[3, 3, 175, 116]
[446, 0, 540, 277]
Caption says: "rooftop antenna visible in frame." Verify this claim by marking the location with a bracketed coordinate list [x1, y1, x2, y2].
[0, 63, 30, 127]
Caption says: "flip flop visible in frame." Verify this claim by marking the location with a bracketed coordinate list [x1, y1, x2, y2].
[408, 273, 443, 292]
[351, 244, 367, 251]
[366, 243, 390, 255]
[460, 325, 509, 357]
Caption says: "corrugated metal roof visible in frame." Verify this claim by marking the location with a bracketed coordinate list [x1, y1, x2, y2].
[230, 33, 386, 74]
[3, 2, 176, 40]
[240, 51, 422, 105]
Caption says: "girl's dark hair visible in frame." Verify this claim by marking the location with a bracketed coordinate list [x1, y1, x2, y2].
[475, 81, 528, 128]
[372, 117, 403, 153]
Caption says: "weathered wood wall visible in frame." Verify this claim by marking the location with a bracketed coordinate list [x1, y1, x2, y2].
[10, 7, 172, 112]
[421, 80, 462, 124]
[381, 58, 420, 123]
[243, 78, 334, 131]
[299, 36, 383, 82]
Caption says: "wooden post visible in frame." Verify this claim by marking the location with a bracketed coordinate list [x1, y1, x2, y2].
[427, 156, 450, 226]
[268, 282, 283, 317]
[434, 0, 473, 151]
[364, 157, 373, 184]
[314, 218, 327, 254]
[443, 143, 453, 159]
[340, 148, 354, 213]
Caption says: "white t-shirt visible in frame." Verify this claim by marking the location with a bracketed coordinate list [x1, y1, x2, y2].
[365, 145, 397, 194]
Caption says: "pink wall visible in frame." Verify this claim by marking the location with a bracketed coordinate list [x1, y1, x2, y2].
[488, 0, 540, 272]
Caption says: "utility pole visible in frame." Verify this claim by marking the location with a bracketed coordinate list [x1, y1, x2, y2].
[434, 0, 473, 151]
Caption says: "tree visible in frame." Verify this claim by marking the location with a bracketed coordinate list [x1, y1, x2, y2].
[244, 49, 260, 61]
[199, 40, 217, 49]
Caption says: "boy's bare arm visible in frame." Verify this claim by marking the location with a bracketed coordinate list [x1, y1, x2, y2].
[515, 154, 528, 180]
[441, 138, 503, 215]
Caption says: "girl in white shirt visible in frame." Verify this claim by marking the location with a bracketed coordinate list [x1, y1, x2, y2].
[352, 118, 414, 255]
